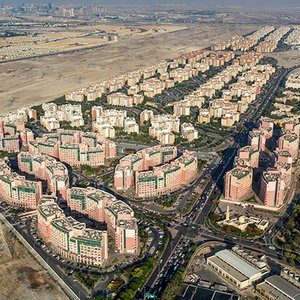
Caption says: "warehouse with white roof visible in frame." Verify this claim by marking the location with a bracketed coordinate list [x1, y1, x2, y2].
[207, 249, 265, 289]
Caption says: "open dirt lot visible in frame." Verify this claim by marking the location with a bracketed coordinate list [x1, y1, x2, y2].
[270, 50, 300, 68]
[0, 23, 258, 114]
[0, 224, 68, 300]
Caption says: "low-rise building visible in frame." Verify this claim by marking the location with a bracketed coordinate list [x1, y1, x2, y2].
[106, 92, 144, 107]
[256, 274, 300, 300]
[286, 73, 300, 89]
[218, 206, 269, 232]
[207, 249, 266, 290]
[149, 114, 180, 145]
[41, 103, 84, 131]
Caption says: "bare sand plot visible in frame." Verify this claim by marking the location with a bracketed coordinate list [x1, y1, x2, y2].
[0, 23, 258, 114]
[0, 224, 68, 300]
[270, 50, 300, 68]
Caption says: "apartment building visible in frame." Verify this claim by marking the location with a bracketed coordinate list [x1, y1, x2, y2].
[41, 103, 84, 131]
[235, 146, 259, 168]
[224, 166, 253, 202]
[38, 196, 108, 266]
[286, 73, 300, 89]
[124, 117, 139, 134]
[180, 122, 199, 142]
[18, 152, 69, 199]
[92, 107, 127, 138]
[135, 150, 197, 198]
[140, 110, 154, 124]
[106, 92, 144, 107]
[248, 129, 267, 152]
[114, 145, 177, 191]
[0, 160, 42, 209]
[149, 114, 180, 145]
[28, 130, 116, 167]
[198, 109, 211, 124]
[114, 146, 197, 198]
[0, 107, 37, 125]
[259, 169, 285, 207]
[278, 132, 299, 162]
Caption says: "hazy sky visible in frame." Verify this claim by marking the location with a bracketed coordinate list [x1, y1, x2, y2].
[5, 0, 300, 7]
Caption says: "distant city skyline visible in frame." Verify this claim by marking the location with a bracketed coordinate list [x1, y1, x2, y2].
[4, 0, 300, 8]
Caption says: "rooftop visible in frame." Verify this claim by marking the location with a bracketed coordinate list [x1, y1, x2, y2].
[214, 249, 262, 279]
[258, 275, 300, 300]
[263, 170, 282, 182]
[230, 167, 252, 179]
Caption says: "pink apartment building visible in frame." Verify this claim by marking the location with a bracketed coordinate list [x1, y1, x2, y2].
[67, 187, 139, 254]
[224, 166, 253, 201]
[29, 130, 116, 167]
[135, 151, 198, 198]
[0, 122, 34, 148]
[248, 129, 266, 152]
[0, 136, 20, 152]
[235, 146, 259, 168]
[140, 110, 154, 124]
[282, 121, 300, 137]
[18, 152, 69, 199]
[272, 149, 293, 165]
[277, 132, 299, 162]
[116, 219, 138, 254]
[259, 169, 285, 207]
[274, 161, 292, 186]
[259, 117, 274, 140]
[105, 200, 138, 253]
[37, 196, 108, 266]
[0, 158, 41, 209]
[0, 171, 42, 209]
[114, 145, 177, 192]
[67, 187, 114, 222]
[114, 146, 197, 198]
[37, 195, 64, 242]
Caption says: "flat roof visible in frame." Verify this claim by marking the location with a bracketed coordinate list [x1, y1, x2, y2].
[208, 255, 248, 282]
[215, 249, 261, 279]
[265, 275, 300, 300]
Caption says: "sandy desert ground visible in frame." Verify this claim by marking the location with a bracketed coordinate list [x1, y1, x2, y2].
[0, 223, 68, 300]
[270, 50, 300, 68]
[0, 23, 258, 114]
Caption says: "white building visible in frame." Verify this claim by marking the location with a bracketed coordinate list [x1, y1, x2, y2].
[180, 122, 198, 142]
[207, 249, 266, 289]
[124, 117, 139, 134]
